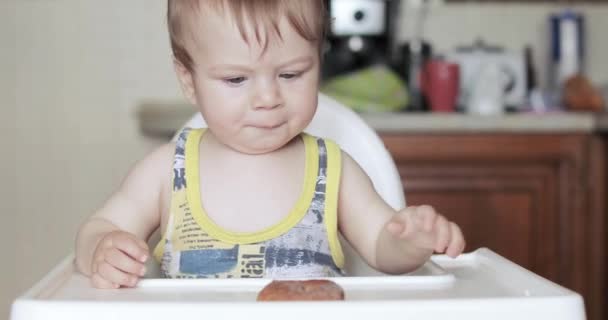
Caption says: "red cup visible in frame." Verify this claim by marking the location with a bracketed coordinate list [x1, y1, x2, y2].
[420, 60, 460, 112]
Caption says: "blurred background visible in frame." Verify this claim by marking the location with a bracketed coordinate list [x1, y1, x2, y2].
[2, 0, 608, 320]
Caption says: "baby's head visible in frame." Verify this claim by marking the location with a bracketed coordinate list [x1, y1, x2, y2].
[166, 0, 328, 154]
[168, 0, 327, 73]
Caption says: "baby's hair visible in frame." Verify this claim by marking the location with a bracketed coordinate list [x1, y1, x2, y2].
[167, 0, 328, 72]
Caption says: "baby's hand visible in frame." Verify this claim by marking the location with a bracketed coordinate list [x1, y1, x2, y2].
[385, 205, 465, 258]
[90, 231, 149, 289]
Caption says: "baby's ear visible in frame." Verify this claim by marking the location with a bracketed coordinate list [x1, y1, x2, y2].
[173, 58, 197, 105]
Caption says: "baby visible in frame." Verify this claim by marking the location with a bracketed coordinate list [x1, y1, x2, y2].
[75, 0, 465, 288]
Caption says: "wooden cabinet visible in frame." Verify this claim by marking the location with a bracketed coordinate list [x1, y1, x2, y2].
[380, 133, 606, 320]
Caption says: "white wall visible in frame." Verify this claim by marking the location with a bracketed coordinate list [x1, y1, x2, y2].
[2, 1, 608, 319]
[399, 3, 608, 88]
[1, 0, 17, 318]
[4, 1, 183, 319]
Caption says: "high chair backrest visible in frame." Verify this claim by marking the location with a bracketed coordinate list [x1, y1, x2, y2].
[175, 93, 406, 276]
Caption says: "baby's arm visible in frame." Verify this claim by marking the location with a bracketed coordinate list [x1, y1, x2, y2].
[338, 152, 465, 274]
[75, 143, 175, 288]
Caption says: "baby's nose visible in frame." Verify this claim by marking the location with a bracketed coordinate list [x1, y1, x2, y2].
[253, 81, 283, 109]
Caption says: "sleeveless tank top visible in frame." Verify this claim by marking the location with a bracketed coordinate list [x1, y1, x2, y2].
[153, 128, 345, 278]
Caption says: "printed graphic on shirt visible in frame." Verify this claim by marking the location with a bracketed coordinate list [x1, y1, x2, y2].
[173, 129, 189, 191]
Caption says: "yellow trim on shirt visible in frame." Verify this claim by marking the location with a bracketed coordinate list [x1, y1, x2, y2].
[153, 233, 164, 263]
[185, 129, 319, 245]
[324, 139, 345, 268]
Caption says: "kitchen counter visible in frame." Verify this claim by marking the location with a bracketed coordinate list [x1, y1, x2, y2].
[362, 112, 601, 133]
[137, 102, 608, 138]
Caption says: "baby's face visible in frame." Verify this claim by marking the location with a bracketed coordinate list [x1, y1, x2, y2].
[178, 8, 320, 155]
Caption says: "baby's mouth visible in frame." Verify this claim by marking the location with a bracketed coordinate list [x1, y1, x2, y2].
[250, 122, 285, 130]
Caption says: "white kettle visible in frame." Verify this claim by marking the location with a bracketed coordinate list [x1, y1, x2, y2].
[466, 62, 509, 115]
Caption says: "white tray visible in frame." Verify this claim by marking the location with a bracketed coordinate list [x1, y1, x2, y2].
[11, 248, 586, 320]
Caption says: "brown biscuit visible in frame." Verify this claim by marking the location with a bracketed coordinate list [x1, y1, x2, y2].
[256, 279, 345, 301]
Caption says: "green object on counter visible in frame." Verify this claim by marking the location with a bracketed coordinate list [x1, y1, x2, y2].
[321, 65, 408, 113]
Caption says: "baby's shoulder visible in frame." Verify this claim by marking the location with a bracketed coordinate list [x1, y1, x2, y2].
[144, 142, 176, 164]
[129, 142, 176, 179]
[117, 142, 176, 201]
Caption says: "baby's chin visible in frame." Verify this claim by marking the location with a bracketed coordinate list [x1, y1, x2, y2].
[231, 128, 300, 155]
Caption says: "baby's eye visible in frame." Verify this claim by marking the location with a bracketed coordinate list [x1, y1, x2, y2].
[280, 73, 301, 80]
[224, 77, 246, 85]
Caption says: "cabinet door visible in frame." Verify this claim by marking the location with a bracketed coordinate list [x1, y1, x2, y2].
[380, 133, 604, 320]
[400, 163, 557, 276]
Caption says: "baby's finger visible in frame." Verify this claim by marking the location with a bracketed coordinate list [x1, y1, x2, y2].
[91, 272, 119, 289]
[114, 237, 148, 263]
[135, 237, 150, 253]
[105, 248, 147, 277]
[434, 215, 451, 253]
[386, 220, 406, 237]
[446, 223, 466, 258]
[120, 233, 150, 253]
[97, 261, 139, 288]
[91, 255, 102, 274]
[416, 205, 438, 232]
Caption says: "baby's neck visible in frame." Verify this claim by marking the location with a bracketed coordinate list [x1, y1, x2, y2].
[202, 131, 301, 159]
[196, 131, 307, 233]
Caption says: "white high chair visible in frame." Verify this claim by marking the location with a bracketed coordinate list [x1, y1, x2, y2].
[175, 93, 406, 276]
[12, 93, 586, 320]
